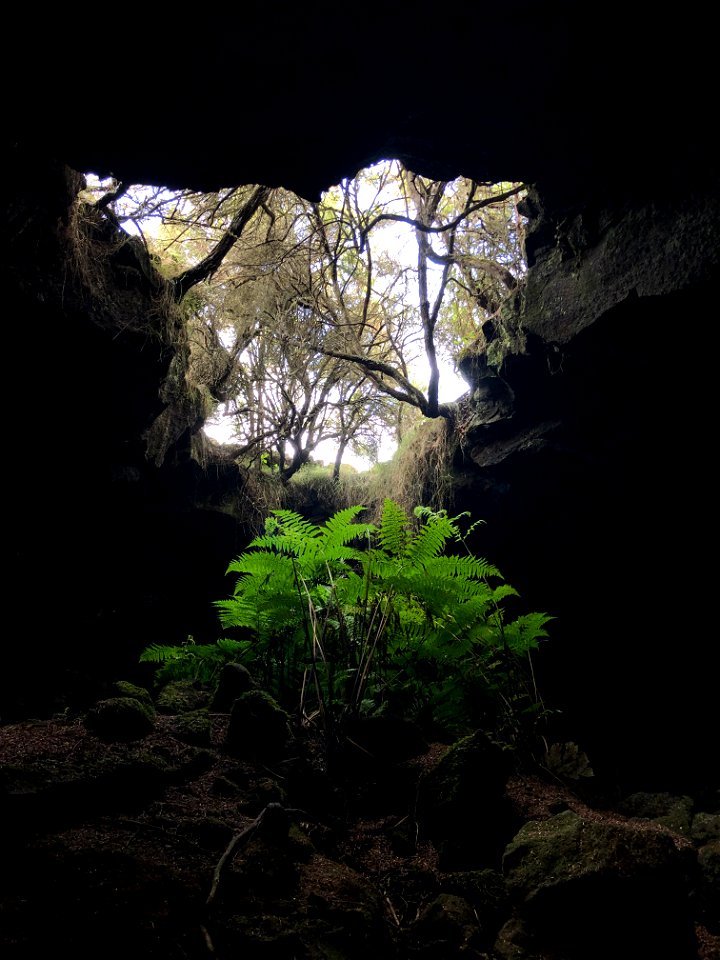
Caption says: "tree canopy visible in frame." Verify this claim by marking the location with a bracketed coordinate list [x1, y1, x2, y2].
[82, 161, 527, 478]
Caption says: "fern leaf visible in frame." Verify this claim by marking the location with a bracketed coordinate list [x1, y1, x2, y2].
[489, 583, 520, 604]
[320, 504, 368, 543]
[422, 554, 503, 583]
[405, 512, 455, 566]
[216, 637, 253, 656]
[501, 612, 554, 654]
[139, 643, 183, 663]
[378, 499, 411, 557]
[267, 509, 323, 542]
[227, 551, 295, 583]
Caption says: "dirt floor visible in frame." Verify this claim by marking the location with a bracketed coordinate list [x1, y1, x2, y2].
[1, 710, 718, 959]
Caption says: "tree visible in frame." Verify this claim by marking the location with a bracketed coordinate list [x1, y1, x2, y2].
[90, 161, 526, 473]
[273, 161, 526, 423]
[226, 304, 362, 480]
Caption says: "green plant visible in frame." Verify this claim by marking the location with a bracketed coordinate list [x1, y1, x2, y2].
[221, 499, 552, 742]
[140, 499, 553, 749]
[365, 418, 456, 521]
[139, 636, 255, 685]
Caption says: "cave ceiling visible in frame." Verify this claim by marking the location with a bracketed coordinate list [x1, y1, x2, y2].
[7, 2, 713, 202]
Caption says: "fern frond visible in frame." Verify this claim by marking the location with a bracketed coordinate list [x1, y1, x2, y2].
[489, 583, 520, 604]
[139, 643, 185, 663]
[405, 513, 456, 566]
[267, 509, 323, 541]
[216, 637, 253, 656]
[214, 597, 259, 629]
[329, 569, 367, 606]
[378, 499, 411, 557]
[422, 554, 503, 583]
[139, 641, 230, 685]
[240, 534, 303, 556]
[215, 594, 301, 632]
[226, 551, 296, 583]
[500, 612, 555, 654]
[320, 504, 369, 544]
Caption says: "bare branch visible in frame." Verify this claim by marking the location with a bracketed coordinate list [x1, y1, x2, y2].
[94, 182, 129, 211]
[313, 343, 429, 411]
[173, 185, 271, 300]
[358, 183, 525, 250]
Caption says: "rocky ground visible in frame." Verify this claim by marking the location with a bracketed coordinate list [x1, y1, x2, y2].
[1, 675, 718, 960]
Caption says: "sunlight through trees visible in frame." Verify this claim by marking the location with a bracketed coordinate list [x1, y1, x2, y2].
[81, 162, 527, 476]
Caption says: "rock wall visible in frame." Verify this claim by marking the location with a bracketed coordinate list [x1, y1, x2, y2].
[450, 180, 719, 795]
[4, 146, 248, 718]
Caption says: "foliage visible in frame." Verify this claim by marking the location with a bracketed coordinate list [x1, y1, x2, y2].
[93, 162, 527, 478]
[366, 417, 457, 521]
[141, 500, 553, 750]
[284, 460, 393, 521]
[139, 637, 254, 685]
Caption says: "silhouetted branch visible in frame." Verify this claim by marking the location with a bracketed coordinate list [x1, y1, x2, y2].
[174, 185, 270, 299]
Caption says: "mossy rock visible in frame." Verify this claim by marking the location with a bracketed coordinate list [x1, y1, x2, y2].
[112, 681, 155, 711]
[409, 893, 481, 955]
[692, 812, 720, 845]
[296, 853, 387, 943]
[419, 731, 513, 814]
[211, 662, 256, 711]
[439, 868, 508, 932]
[417, 730, 516, 868]
[171, 708, 212, 746]
[225, 689, 292, 760]
[618, 791, 694, 836]
[156, 680, 212, 715]
[238, 776, 288, 816]
[84, 697, 156, 742]
[502, 810, 696, 957]
[696, 840, 720, 930]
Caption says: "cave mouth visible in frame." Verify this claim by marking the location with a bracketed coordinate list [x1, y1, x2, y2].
[79, 159, 527, 478]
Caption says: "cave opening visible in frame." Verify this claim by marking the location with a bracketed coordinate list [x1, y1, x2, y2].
[77, 160, 528, 478]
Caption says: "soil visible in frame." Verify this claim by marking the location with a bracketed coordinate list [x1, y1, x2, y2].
[1, 711, 718, 959]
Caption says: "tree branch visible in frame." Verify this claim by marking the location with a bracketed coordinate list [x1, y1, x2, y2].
[313, 344, 428, 409]
[358, 183, 525, 250]
[173, 185, 270, 300]
[95, 182, 128, 211]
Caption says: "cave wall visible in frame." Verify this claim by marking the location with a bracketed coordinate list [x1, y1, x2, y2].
[450, 183, 719, 794]
[4, 4, 717, 795]
[4, 146, 250, 717]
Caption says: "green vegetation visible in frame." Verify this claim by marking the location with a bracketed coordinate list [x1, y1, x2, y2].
[139, 636, 253, 685]
[141, 499, 552, 750]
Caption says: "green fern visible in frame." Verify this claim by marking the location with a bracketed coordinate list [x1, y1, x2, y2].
[139, 637, 254, 685]
[377, 498, 411, 556]
[141, 499, 554, 747]
[214, 499, 552, 744]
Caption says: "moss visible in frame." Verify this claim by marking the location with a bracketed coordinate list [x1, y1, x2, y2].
[171, 709, 212, 746]
[156, 679, 212, 715]
[113, 681, 155, 711]
[84, 697, 156, 742]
